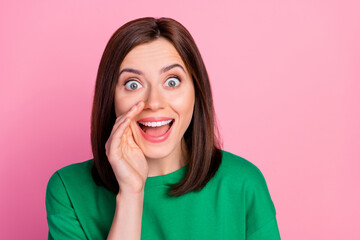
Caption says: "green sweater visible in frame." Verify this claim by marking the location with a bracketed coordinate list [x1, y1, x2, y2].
[46, 150, 281, 239]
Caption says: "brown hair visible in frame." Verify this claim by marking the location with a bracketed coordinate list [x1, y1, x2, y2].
[91, 17, 222, 196]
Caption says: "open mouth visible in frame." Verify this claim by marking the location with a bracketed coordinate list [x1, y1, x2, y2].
[137, 119, 174, 138]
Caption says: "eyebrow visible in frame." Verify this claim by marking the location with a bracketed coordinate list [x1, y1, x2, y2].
[119, 63, 186, 77]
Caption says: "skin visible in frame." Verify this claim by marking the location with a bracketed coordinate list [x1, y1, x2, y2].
[114, 37, 195, 177]
[106, 38, 195, 239]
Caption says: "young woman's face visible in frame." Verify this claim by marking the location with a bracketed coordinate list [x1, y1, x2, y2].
[115, 38, 195, 160]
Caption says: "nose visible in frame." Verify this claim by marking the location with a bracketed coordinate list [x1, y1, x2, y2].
[143, 86, 165, 111]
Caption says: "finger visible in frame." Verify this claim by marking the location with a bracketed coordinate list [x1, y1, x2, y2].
[108, 117, 131, 157]
[110, 102, 143, 155]
[113, 101, 144, 132]
[109, 101, 144, 142]
[122, 101, 145, 122]
[105, 117, 129, 156]
[112, 101, 143, 141]
[106, 101, 144, 155]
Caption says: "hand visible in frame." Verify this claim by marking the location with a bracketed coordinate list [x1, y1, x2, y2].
[105, 101, 148, 194]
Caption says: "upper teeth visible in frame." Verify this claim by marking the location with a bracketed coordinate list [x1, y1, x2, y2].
[139, 120, 173, 127]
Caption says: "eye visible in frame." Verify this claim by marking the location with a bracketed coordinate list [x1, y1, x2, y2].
[124, 80, 143, 90]
[164, 76, 181, 88]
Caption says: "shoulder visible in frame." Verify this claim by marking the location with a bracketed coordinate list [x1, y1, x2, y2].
[56, 159, 93, 176]
[46, 160, 94, 195]
[219, 150, 267, 186]
[219, 151, 279, 238]
[45, 160, 96, 239]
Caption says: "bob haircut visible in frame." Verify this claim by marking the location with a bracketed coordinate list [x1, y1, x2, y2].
[91, 17, 222, 196]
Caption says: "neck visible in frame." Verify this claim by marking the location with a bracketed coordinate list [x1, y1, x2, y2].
[146, 139, 189, 177]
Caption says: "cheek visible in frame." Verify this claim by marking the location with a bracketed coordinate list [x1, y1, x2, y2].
[168, 87, 195, 120]
[114, 90, 144, 117]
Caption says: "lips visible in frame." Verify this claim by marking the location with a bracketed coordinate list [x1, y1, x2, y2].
[137, 117, 174, 143]
[137, 117, 173, 122]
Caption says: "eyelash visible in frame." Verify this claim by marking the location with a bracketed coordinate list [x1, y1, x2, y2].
[166, 75, 182, 87]
[123, 75, 182, 88]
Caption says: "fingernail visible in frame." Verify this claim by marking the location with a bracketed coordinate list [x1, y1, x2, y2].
[137, 101, 143, 107]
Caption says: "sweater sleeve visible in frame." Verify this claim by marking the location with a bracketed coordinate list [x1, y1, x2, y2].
[245, 166, 281, 240]
[45, 171, 88, 240]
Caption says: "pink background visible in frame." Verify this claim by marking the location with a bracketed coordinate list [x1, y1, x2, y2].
[1, 0, 359, 239]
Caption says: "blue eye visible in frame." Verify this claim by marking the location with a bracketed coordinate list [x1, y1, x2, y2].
[164, 77, 180, 88]
[125, 80, 143, 90]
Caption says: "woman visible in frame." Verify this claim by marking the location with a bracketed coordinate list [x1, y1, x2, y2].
[46, 17, 281, 240]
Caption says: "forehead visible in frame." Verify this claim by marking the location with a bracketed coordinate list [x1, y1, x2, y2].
[119, 38, 185, 70]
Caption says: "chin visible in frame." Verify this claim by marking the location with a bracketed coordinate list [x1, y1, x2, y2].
[140, 144, 175, 160]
